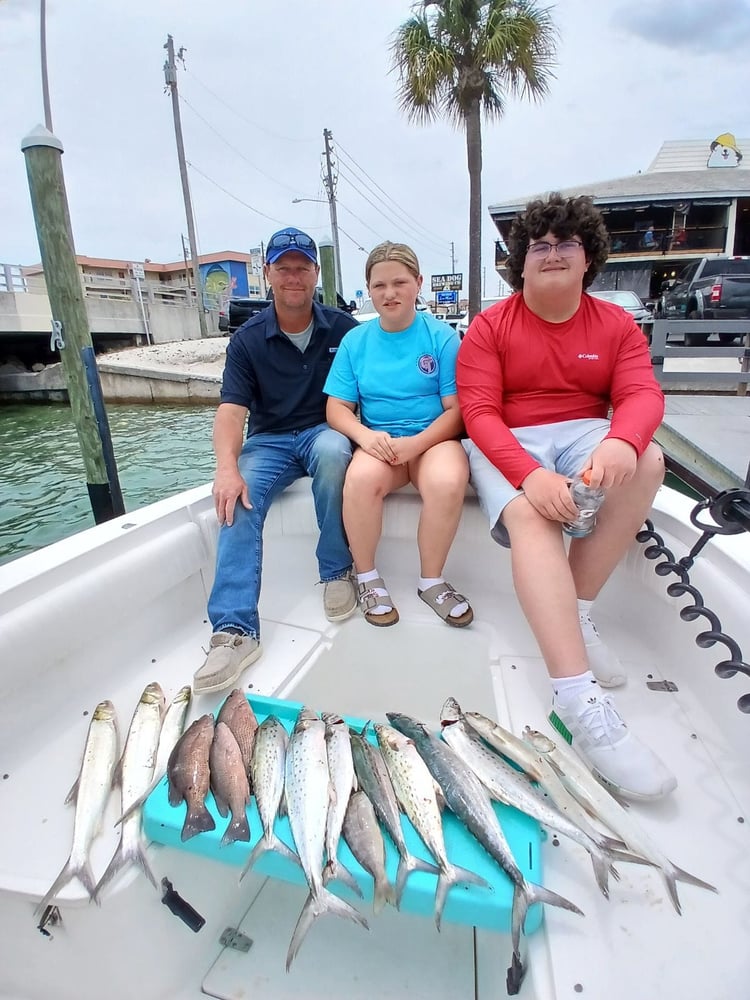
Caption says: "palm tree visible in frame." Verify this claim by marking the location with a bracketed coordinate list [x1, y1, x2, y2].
[392, 1, 557, 319]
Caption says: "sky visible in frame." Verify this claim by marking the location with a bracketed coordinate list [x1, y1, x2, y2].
[2, 0, 750, 302]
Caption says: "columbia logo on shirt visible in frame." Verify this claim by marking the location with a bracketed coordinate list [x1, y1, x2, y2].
[577, 353, 599, 361]
[418, 354, 437, 374]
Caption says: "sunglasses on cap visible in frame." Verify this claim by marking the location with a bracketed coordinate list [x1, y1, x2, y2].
[267, 232, 316, 253]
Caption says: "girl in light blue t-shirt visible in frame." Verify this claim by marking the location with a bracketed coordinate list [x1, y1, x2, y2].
[325, 241, 473, 629]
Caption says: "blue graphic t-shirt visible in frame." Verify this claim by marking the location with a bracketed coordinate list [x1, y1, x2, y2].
[323, 311, 460, 437]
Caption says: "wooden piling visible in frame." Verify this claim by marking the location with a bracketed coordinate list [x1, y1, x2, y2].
[21, 124, 125, 523]
[319, 238, 336, 307]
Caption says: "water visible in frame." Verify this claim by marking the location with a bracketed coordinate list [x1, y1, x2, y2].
[0, 403, 216, 564]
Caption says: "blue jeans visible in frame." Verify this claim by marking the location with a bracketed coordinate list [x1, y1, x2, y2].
[207, 423, 353, 638]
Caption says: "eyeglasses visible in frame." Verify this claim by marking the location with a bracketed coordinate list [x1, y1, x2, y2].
[267, 232, 316, 252]
[527, 239, 583, 259]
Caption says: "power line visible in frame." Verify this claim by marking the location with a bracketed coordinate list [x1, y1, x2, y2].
[186, 160, 285, 225]
[336, 140, 452, 246]
[179, 94, 303, 197]
[183, 66, 318, 145]
[337, 199, 389, 242]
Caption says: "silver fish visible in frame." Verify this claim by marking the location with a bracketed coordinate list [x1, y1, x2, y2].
[440, 698, 644, 898]
[387, 712, 583, 981]
[216, 689, 258, 783]
[284, 707, 368, 970]
[350, 727, 438, 904]
[322, 712, 361, 898]
[341, 790, 397, 914]
[375, 721, 489, 929]
[210, 721, 251, 845]
[167, 714, 215, 841]
[116, 685, 192, 825]
[95, 682, 165, 898]
[523, 727, 718, 915]
[35, 700, 119, 913]
[239, 714, 299, 880]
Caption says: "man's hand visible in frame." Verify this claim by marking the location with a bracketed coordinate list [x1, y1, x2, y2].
[213, 466, 252, 526]
[359, 429, 398, 464]
[521, 467, 579, 522]
[585, 438, 638, 488]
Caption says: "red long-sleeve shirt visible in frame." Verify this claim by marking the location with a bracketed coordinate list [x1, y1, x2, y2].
[456, 292, 665, 487]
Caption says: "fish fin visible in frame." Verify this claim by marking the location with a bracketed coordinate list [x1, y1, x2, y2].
[526, 880, 584, 922]
[167, 779, 182, 809]
[34, 858, 74, 916]
[395, 853, 439, 908]
[239, 834, 300, 883]
[181, 803, 215, 842]
[323, 859, 364, 899]
[589, 850, 611, 899]
[278, 790, 288, 819]
[434, 865, 491, 931]
[115, 775, 165, 827]
[211, 788, 229, 819]
[662, 862, 718, 915]
[94, 842, 128, 902]
[373, 875, 397, 914]
[64, 778, 79, 807]
[221, 811, 251, 847]
[285, 889, 368, 972]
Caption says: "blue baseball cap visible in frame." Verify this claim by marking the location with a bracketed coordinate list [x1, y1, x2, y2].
[265, 227, 318, 265]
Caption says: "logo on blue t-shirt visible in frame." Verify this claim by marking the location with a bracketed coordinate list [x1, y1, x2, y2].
[417, 354, 437, 375]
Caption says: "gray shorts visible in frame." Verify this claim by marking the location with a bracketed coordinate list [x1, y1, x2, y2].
[463, 417, 611, 547]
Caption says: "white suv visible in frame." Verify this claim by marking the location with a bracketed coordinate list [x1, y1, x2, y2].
[457, 296, 507, 337]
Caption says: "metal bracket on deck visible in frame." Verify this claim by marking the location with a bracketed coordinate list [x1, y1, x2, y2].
[220, 927, 253, 952]
[646, 680, 679, 693]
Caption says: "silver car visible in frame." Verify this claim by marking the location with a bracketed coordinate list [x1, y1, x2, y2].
[589, 289, 652, 325]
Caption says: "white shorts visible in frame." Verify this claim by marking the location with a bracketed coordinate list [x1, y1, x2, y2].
[463, 417, 611, 547]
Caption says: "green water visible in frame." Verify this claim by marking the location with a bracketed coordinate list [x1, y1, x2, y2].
[0, 403, 216, 564]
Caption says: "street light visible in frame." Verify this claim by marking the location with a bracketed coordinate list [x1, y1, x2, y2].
[291, 197, 343, 295]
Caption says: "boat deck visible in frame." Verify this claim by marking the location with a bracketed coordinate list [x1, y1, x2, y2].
[0, 482, 749, 999]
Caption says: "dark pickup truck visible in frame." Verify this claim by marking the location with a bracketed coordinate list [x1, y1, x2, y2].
[657, 256, 750, 345]
[219, 289, 356, 334]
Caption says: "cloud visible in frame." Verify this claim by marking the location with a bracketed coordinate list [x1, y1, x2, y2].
[616, 0, 750, 54]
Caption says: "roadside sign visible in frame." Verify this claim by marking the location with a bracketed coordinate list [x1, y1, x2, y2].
[131, 262, 145, 281]
[436, 290, 458, 306]
[431, 273, 462, 291]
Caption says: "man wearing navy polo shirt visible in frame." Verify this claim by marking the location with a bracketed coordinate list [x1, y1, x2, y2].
[195, 227, 359, 693]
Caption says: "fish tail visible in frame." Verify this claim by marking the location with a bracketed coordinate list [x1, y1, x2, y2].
[285, 888, 368, 971]
[526, 879, 585, 920]
[589, 849, 612, 899]
[239, 833, 300, 883]
[34, 857, 75, 916]
[372, 873, 397, 915]
[93, 841, 130, 902]
[662, 863, 717, 915]
[434, 864, 490, 931]
[181, 803, 215, 842]
[221, 811, 251, 847]
[323, 859, 364, 899]
[395, 852, 439, 908]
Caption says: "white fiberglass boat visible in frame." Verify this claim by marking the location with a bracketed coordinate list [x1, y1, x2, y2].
[0, 478, 748, 999]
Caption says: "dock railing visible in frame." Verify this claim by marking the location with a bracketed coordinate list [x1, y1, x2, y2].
[649, 319, 750, 396]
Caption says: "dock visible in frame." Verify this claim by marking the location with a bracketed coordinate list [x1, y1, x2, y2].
[657, 395, 749, 493]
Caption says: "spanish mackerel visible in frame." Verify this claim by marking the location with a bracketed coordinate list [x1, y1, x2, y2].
[322, 712, 361, 897]
[387, 712, 583, 988]
[284, 707, 368, 971]
[35, 700, 119, 913]
[440, 698, 643, 898]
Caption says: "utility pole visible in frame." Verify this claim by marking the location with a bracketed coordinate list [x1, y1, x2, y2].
[450, 241, 456, 272]
[40, 0, 53, 130]
[322, 128, 344, 297]
[163, 35, 208, 338]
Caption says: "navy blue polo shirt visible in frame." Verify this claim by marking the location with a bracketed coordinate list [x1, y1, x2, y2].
[220, 300, 359, 436]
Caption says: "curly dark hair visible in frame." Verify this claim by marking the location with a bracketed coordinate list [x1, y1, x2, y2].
[504, 193, 610, 291]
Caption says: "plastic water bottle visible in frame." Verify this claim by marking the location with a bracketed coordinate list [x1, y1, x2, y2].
[563, 470, 605, 538]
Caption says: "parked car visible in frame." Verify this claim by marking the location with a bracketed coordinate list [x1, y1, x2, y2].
[456, 297, 507, 338]
[656, 256, 750, 345]
[354, 296, 429, 324]
[219, 289, 356, 334]
[589, 289, 653, 326]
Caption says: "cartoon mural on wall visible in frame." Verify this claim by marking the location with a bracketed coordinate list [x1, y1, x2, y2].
[707, 132, 743, 168]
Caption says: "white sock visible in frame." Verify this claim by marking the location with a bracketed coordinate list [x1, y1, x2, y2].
[419, 576, 468, 618]
[577, 598, 599, 644]
[552, 670, 599, 707]
[357, 569, 391, 616]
